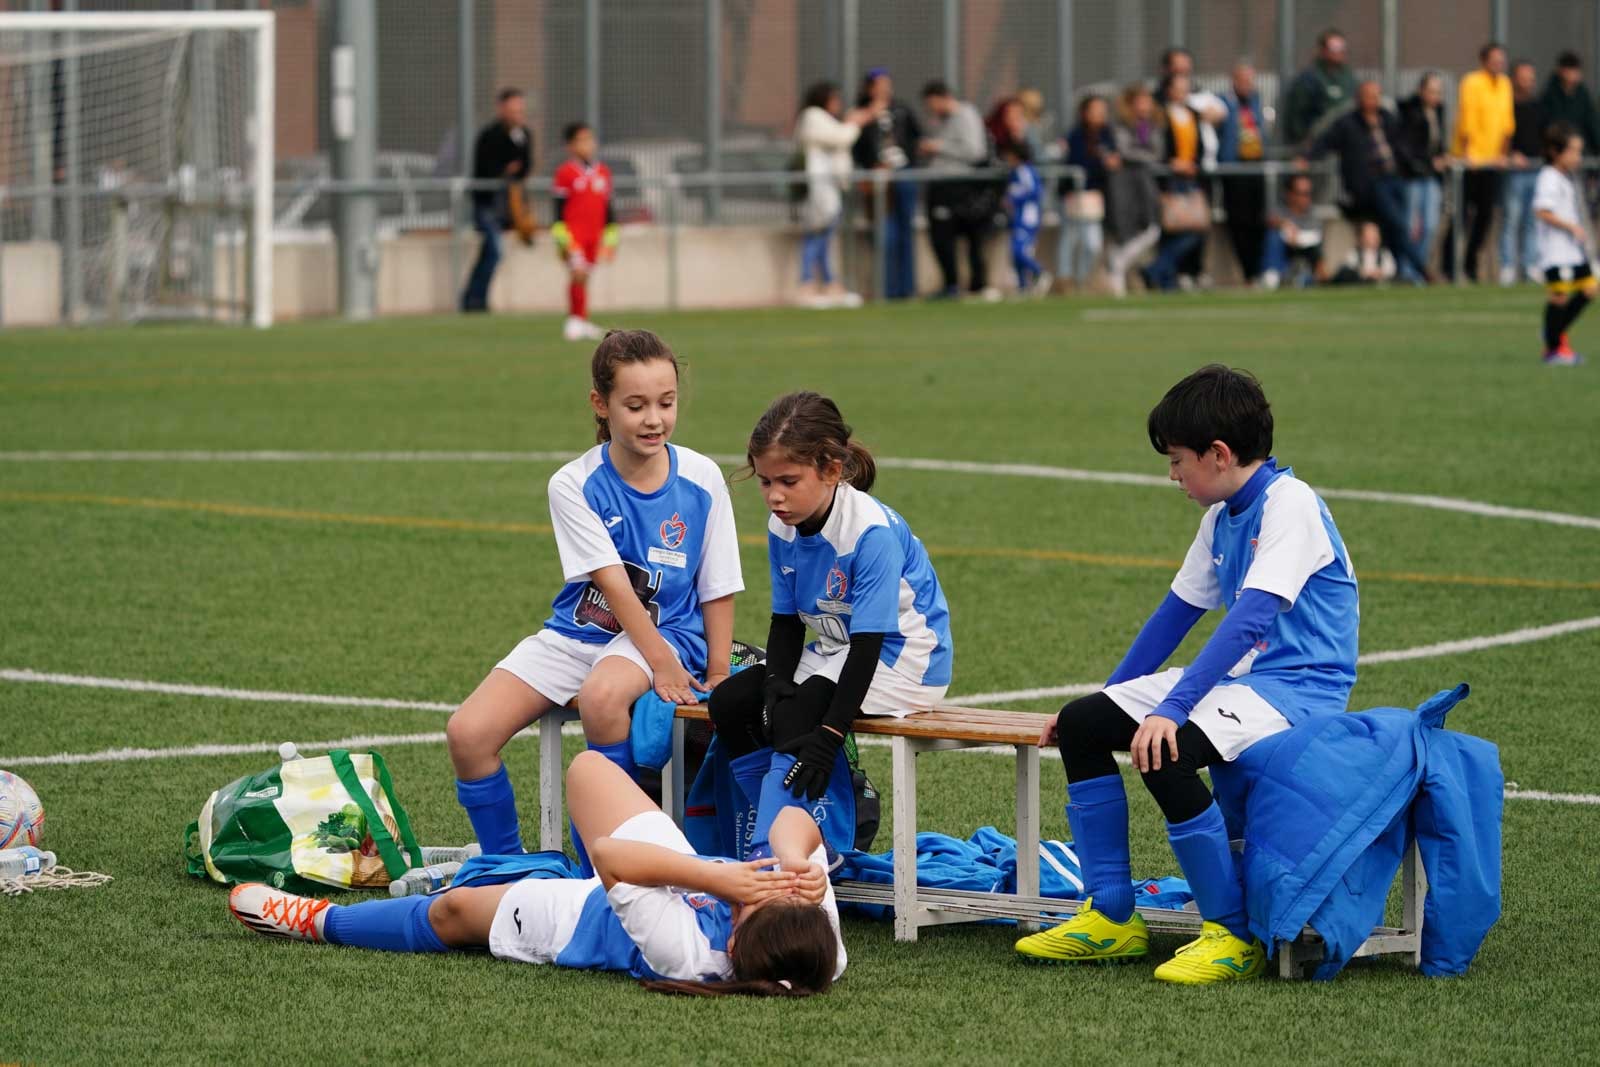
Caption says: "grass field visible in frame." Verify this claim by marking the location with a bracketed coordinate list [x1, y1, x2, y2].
[3, 286, 1598, 1065]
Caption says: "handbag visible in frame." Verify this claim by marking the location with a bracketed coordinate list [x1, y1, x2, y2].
[1063, 190, 1105, 222]
[1160, 188, 1210, 232]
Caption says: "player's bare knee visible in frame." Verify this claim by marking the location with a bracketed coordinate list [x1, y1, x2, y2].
[445, 706, 491, 763]
[427, 891, 466, 941]
[566, 749, 609, 791]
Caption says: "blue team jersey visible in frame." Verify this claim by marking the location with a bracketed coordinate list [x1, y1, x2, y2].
[1005, 162, 1043, 232]
[768, 484, 952, 687]
[554, 881, 735, 980]
[1170, 463, 1358, 722]
[543, 443, 744, 675]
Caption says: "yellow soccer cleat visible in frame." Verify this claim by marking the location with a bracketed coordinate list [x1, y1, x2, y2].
[1014, 898, 1150, 963]
[1152, 921, 1266, 984]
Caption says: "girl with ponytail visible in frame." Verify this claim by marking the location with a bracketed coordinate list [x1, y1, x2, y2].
[709, 392, 953, 863]
[228, 752, 847, 998]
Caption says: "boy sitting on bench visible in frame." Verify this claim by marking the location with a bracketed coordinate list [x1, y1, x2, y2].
[1018, 364, 1359, 984]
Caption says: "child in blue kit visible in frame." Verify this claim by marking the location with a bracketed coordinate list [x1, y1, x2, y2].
[708, 392, 952, 859]
[1016, 364, 1358, 983]
[1001, 140, 1049, 294]
[446, 330, 743, 862]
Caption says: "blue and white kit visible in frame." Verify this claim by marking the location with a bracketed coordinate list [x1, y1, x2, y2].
[768, 483, 952, 715]
[496, 443, 743, 702]
[1106, 461, 1359, 758]
[488, 810, 848, 981]
[1005, 161, 1044, 288]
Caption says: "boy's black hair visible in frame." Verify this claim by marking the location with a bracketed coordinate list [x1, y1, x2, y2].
[922, 79, 951, 100]
[1558, 50, 1583, 71]
[1544, 119, 1579, 161]
[496, 87, 523, 104]
[1001, 139, 1032, 163]
[563, 121, 591, 144]
[1147, 364, 1273, 462]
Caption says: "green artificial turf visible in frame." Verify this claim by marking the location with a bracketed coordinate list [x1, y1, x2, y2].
[2, 286, 1597, 1064]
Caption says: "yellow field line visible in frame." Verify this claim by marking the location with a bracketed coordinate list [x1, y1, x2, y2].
[4, 489, 1597, 593]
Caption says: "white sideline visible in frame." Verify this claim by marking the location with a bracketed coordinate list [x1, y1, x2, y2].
[2, 449, 1598, 531]
[0, 668, 454, 712]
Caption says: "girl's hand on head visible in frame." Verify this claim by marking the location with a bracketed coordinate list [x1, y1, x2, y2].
[791, 862, 828, 905]
[718, 855, 799, 905]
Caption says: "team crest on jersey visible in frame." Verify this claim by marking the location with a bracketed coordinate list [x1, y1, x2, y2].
[659, 512, 688, 549]
[826, 566, 848, 600]
[574, 560, 662, 633]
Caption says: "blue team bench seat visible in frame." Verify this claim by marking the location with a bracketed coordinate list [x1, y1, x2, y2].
[533, 703, 1426, 978]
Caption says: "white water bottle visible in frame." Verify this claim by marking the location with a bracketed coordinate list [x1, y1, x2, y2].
[0, 847, 57, 878]
[388, 861, 462, 897]
[419, 844, 482, 866]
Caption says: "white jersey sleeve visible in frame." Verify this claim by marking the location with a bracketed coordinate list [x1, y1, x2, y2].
[547, 465, 622, 583]
[695, 468, 744, 602]
[1533, 166, 1566, 216]
[1240, 479, 1336, 608]
[809, 844, 849, 981]
[605, 879, 729, 982]
[1170, 508, 1224, 610]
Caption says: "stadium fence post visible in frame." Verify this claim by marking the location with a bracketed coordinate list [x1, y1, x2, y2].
[665, 173, 681, 310]
[704, 0, 722, 223]
[872, 169, 888, 301]
[1450, 162, 1464, 287]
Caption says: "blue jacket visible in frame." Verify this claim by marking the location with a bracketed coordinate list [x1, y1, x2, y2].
[1211, 684, 1502, 979]
[1218, 91, 1266, 163]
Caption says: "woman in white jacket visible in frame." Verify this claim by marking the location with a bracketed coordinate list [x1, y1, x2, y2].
[794, 83, 876, 307]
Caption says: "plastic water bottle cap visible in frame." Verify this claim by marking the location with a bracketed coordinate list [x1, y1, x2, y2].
[278, 742, 301, 761]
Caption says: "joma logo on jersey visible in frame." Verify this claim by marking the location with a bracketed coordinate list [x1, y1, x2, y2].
[826, 566, 848, 600]
[659, 512, 687, 549]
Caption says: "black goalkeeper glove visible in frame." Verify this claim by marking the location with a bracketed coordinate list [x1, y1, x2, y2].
[761, 677, 797, 739]
[778, 727, 844, 802]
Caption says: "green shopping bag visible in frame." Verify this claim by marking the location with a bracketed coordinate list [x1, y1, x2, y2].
[184, 749, 423, 893]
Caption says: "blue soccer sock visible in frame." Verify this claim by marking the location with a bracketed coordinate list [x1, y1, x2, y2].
[322, 894, 449, 953]
[455, 762, 523, 855]
[570, 739, 638, 877]
[729, 747, 773, 807]
[750, 751, 806, 851]
[1166, 802, 1250, 941]
[1066, 773, 1135, 923]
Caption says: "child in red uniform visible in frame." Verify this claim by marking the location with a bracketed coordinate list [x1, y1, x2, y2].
[553, 122, 618, 341]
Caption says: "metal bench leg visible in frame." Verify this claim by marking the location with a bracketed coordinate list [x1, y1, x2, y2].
[1278, 938, 1299, 979]
[665, 715, 687, 825]
[1014, 744, 1041, 931]
[1403, 837, 1427, 966]
[892, 735, 919, 942]
[538, 711, 565, 853]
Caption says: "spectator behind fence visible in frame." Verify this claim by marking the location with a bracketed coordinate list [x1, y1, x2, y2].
[920, 80, 999, 301]
[1017, 87, 1049, 156]
[1059, 94, 1118, 289]
[1219, 61, 1269, 283]
[1104, 83, 1164, 297]
[460, 87, 533, 313]
[987, 96, 1028, 159]
[852, 67, 923, 300]
[1159, 47, 1226, 287]
[1539, 51, 1600, 152]
[1283, 28, 1357, 149]
[1500, 61, 1547, 286]
[1140, 73, 1208, 293]
[1331, 220, 1397, 283]
[1448, 42, 1514, 282]
[1396, 72, 1448, 280]
[1305, 80, 1429, 283]
[794, 81, 875, 309]
[1260, 172, 1326, 289]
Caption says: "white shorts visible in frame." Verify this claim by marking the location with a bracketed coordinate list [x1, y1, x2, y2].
[795, 646, 948, 719]
[1103, 667, 1289, 761]
[487, 810, 687, 964]
[493, 629, 683, 707]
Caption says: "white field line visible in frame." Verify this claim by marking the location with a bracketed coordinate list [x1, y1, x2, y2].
[0, 668, 454, 712]
[2, 450, 1597, 531]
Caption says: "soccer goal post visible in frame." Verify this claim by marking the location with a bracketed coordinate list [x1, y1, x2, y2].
[0, 10, 274, 327]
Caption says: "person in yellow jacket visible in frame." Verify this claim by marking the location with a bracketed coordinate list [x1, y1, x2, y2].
[1449, 43, 1514, 281]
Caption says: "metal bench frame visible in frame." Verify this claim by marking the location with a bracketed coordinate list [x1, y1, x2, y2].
[534, 704, 1426, 978]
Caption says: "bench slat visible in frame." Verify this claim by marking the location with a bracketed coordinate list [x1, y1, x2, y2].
[673, 703, 1049, 747]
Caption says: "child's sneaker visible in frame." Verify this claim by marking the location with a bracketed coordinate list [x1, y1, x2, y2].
[1151, 921, 1265, 984]
[1544, 348, 1584, 366]
[1013, 897, 1149, 963]
[229, 882, 331, 942]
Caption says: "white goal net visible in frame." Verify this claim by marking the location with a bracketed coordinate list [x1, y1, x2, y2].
[0, 11, 273, 326]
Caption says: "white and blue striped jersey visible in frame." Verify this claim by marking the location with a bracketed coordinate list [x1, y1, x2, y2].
[768, 484, 952, 687]
[1170, 463, 1359, 722]
[1005, 162, 1043, 233]
[543, 443, 743, 675]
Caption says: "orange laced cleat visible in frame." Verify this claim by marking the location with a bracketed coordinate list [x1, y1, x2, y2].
[229, 882, 331, 942]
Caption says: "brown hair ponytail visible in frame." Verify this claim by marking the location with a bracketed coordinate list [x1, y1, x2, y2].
[589, 329, 681, 444]
[744, 391, 875, 491]
[638, 899, 837, 998]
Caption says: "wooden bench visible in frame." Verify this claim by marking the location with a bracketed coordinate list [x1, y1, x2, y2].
[534, 703, 1426, 978]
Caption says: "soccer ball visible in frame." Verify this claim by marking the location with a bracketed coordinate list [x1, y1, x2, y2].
[0, 770, 44, 848]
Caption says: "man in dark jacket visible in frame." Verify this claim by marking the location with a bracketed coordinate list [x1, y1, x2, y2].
[1499, 61, 1546, 284]
[1283, 28, 1357, 149]
[1538, 51, 1600, 151]
[1307, 80, 1427, 281]
[1395, 72, 1448, 280]
[460, 88, 533, 312]
[853, 67, 923, 299]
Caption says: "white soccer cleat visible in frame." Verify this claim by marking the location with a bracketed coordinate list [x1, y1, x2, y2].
[580, 319, 607, 340]
[229, 882, 331, 942]
[562, 315, 588, 342]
